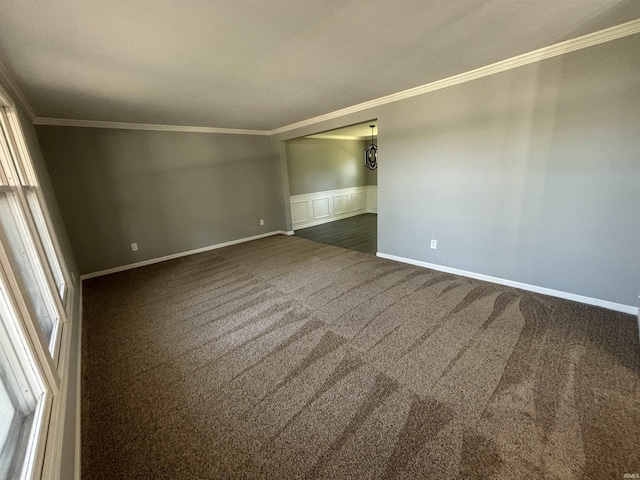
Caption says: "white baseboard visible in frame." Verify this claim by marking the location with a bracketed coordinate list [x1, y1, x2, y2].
[637, 310, 640, 349]
[80, 230, 291, 280]
[377, 252, 639, 315]
[75, 283, 82, 480]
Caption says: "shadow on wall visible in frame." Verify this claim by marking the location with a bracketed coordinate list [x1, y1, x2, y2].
[36, 127, 282, 274]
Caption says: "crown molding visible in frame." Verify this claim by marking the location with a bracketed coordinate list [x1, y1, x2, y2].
[3, 18, 640, 135]
[33, 117, 270, 136]
[269, 18, 640, 136]
[0, 59, 37, 121]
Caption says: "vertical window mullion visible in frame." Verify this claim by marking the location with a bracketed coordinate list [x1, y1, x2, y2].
[0, 263, 54, 479]
[0, 119, 67, 358]
[0, 110, 30, 185]
[0, 254, 59, 393]
[0, 93, 72, 479]
[0, 108, 71, 315]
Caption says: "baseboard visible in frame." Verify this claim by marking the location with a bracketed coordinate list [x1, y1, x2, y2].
[637, 309, 640, 350]
[377, 252, 639, 315]
[74, 283, 82, 480]
[80, 230, 291, 279]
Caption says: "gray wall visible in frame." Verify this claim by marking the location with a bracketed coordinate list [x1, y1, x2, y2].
[14, 104, 81, 480]
[286, 137, 372, 195]
[365, 160, 378, 186]
[273, 33, 640, 308]
[36, 127, 285, 274]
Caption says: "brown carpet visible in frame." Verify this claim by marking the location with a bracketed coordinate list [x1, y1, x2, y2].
[82, 235, 640, 479]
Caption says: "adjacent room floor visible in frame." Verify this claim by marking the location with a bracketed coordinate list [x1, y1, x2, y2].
[82, 235, 640, 479]
[294, 213, 377, 255]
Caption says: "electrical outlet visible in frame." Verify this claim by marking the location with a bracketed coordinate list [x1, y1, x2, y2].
[71, 273, 76, 283]
[259, 219, 264, 226]
[131, 243, 138, 251]
[430, 239, 437, 249]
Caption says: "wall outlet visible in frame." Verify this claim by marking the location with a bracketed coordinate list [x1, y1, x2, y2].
[131, 243, 138, 251]
[71, 273, 76, 283]
[259, 219, 264, 226]
[430, 239, 437, 249]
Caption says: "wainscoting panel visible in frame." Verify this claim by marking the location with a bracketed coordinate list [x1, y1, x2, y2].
[312, 198, 330, 220]
[351, 191, 365, 212]
[333, 194, 348, 215]
[290, 186, 378, 230]
[291, 201, 310, 225]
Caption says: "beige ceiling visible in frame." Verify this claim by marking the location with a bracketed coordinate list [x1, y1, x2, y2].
[0, 1, 638, 131]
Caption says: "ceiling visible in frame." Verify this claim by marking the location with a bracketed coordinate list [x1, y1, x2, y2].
[0, 1, 638, 131]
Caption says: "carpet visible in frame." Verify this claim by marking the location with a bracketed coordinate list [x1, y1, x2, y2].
[82, 235, 640, 479]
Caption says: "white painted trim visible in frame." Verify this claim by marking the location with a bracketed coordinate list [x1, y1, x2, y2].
[636, 308, 640, 351]
[40, 290, 75, 479]
[376, 252, 639, 315]
[290, 186, 371, 230]
[74, 282, 82, 480]
[269, 18, 640, 135]
[33, 117, 269, 136]
[0, 59, 37, 121]
[80, 231, 291, 279]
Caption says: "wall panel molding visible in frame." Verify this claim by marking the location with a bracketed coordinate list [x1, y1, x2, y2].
[290, 186, 377, 230]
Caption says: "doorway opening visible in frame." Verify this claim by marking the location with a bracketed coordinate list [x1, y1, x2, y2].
[285, 121, 377, 255]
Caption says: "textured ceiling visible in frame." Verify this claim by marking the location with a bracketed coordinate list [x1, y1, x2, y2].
[0, 0, 638, 130]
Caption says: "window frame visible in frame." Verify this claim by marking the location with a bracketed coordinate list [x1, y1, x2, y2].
[0, 108, 71, 317]
[0, 260, 53, 479]
[0, 83, 75, 480]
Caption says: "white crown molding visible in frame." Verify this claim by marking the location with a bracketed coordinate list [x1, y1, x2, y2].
[2, 19, 639, 135]
[377, 252, 639, 315]
[0, 59, 37, 121]
[33, 117, 270, 136]
[269, 18, 640, 136]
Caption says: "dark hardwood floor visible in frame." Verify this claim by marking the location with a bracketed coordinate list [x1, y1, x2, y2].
[294, 213, 377, 255]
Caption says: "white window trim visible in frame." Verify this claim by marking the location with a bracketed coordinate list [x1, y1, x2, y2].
[0, 81, 76, 480]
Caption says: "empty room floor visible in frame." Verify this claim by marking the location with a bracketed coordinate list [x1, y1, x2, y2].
[294, 213, 377, 255]
[82, 235, 640, 479]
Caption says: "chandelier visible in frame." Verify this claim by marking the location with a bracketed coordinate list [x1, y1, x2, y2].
[364, 124, 377, 170]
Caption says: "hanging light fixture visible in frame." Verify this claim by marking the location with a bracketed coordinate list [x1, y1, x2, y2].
[364, 124, 377, 170]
